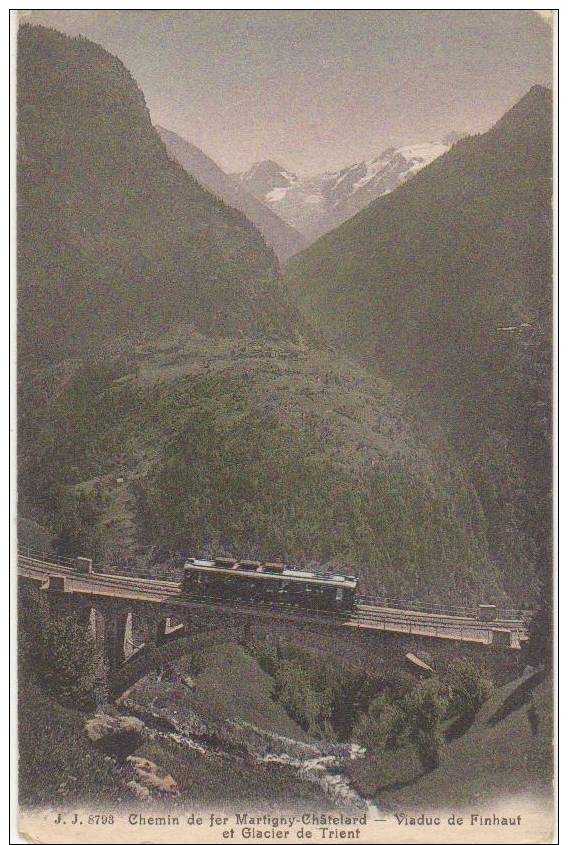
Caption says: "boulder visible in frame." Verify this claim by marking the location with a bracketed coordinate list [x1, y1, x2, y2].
[127, 756, 180, 795]
[85, 714, 144, 758]
[127, 780, 151, 800]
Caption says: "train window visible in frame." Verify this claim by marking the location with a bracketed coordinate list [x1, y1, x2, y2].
[239, 560, 262, 570]
[264, 562, 285, 573]
[215, 557, 237, 568]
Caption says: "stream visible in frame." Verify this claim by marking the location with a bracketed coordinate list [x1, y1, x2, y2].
[118, 676, 382, 814]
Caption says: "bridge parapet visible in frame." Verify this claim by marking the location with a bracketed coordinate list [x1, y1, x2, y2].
[76, 556, 93, 574]
[40, 574, 67, 593]
[491, 628, 521, 650]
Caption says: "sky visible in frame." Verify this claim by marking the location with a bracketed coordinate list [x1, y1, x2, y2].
[24, 10, 553, 176]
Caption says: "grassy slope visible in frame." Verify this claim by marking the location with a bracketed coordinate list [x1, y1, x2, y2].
[128, 641, 327, 808]
[189, 643, 308, 741]
[348, 672, 553, 811]
[19, 673, 124, 808]
[19, 325, 510, 604]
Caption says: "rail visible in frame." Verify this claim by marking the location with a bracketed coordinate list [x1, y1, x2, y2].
[356, 593, 529, 621]
[17, 547, 530, 629]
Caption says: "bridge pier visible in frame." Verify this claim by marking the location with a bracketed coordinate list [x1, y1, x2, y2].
[156, 616, 168, 645]
[100, 606, 129, 673]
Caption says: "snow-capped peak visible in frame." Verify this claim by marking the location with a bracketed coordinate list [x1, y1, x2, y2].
[235, 136, 462, 242]
[237, 160, 298, 200]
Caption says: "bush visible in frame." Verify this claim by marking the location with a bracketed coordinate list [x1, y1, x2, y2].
[353, 697, 406, 752]
[352, 713, 384, 750]
[329, 670, 382, 739]
[248, 642, 383, 740]
[446, 659, 493, 720]
[382, 668, 416, 703]
[413, 725, 444, 773]
[249, 640, 281, 677]
[50, 485, 104, 557]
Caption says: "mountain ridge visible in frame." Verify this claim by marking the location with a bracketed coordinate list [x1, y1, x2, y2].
[285, 85, 553, 594]
[235, 137, 459, 241]
[156, 125, 306, 262]
[17, 24, 298, 365]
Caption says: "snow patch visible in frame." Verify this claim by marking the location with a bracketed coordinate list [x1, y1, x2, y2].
[266, 187, 291, 203]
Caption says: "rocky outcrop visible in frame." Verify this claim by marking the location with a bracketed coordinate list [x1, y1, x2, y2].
[126, 780, 151, 800]
[118, 670, 375, 810]
[127, 756, 180, 796]
[84, 714, 145, 758]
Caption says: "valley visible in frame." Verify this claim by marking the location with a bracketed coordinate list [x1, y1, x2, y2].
[15, 16, 554, 824]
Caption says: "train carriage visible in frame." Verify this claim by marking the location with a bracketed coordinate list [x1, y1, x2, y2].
[183, 557, 358, 613]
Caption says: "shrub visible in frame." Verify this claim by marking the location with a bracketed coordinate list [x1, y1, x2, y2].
[353, 697, 406, 752]
[413, 725, 444, 773]
[249, 640, 281, 677]
[382, 668, 416, 702]
[352, 713, 384, 750]
[50, 485, 104, 558]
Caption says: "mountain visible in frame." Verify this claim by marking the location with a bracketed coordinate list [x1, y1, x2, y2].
[17, 24, 296, 365]
[238, 159, 299, 200]
[236, 139, 457, 242]
[286, 86, 553, 592]
[19, 325, 510, 604]
[16, 24, 540, 609]
[156, 126, 306, 263]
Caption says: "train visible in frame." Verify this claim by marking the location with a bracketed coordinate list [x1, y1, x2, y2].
[182, 556, 358, 612]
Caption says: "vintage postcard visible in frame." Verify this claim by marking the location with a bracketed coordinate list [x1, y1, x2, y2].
[12, 9, 556, 844]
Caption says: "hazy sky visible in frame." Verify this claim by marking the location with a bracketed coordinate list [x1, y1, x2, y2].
[25, 10, 553, 175]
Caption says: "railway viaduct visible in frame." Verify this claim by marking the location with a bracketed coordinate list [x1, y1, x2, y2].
[18, 552, 529, 691]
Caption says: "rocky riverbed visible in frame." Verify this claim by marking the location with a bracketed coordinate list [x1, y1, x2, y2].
[116, 668, 382, 813]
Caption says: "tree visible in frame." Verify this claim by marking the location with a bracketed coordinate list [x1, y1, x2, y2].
[446, 659, 493, 720]
[402, 679, 446, 772]
[352, 712, 384, 751]
[353, 695, 406, 752]
[273, 660, 331, 734]
[526, 590, 553, 670]
[32, 611, 98, 704]
[383, 668, 416, 702]
[249, 640, 280, 677]
[50, 485, 104, 557]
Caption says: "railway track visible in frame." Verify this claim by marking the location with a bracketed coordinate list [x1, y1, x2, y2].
[17, 552, 528, 646]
